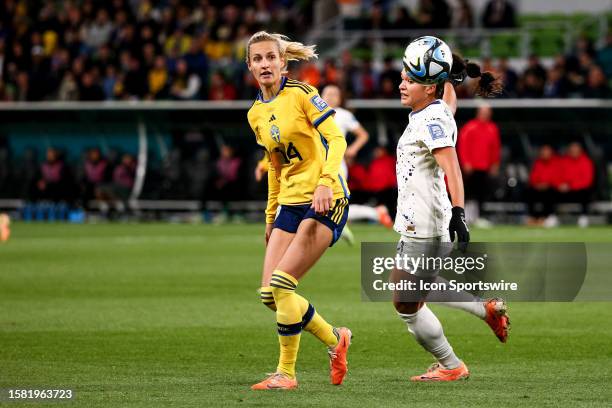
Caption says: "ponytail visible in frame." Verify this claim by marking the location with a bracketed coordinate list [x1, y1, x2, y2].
[246, 31, 317, 69]
[451, 53, 503, 97]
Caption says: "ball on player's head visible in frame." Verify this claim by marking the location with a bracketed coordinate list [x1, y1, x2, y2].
[402, 36, 452, 85]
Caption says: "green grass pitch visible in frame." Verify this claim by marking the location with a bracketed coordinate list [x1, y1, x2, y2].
[1, 223, 611, 407]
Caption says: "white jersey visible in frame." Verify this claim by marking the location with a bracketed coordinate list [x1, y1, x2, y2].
[334, 107, 360, 137]
[334, 106, 361, 179]
[394, 99, 457, 238]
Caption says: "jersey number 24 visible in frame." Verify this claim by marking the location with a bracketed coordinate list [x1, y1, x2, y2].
[272, 142, 303, 164]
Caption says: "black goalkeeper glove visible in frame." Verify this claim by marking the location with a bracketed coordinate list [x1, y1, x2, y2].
[449, 206, 470, 252]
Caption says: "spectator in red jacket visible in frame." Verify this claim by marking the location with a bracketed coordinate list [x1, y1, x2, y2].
[526, 145, 562, 225]
[347, 146, 396, 227]
[366, 146, 397, 220]
[457, 104, 501, 224]
[557, 142, 594, 227]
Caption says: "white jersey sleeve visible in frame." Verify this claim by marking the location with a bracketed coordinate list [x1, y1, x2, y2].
[415, 103, 456, 152]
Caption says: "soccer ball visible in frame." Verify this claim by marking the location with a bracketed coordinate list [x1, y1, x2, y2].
[402, 36, 452, 85]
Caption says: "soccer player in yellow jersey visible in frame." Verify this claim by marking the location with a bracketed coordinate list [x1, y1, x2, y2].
[246, 31, 352, 390]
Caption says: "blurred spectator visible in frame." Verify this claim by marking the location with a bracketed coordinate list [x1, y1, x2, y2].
[526, 145, 561, 226]
[519, 54, 547, 97]
[58, 71, 79, 101]
[148, 56, 169, 99]
[557, 142, 594, 227]
[379, 56, 401, 99]
[82, 148, 109, 200]
[597, 32, 612, 78]
[34, 148, 73, 202]
[299, 61, 321, 88]
[111, 153, 136, 199]
[393, 6, 416, 30]
[209, 71, 237, 100]
[457, 104, 501, 224]
[102, 65, 120, 100]
[497, 57, 518, 97]
[83, 9, 114, 50]
[543, 65, 570, 98]
[79, 70, 104, 101]
[183, 36, 209, 80]
[582, 65, 611, 98]
[322, 59, 340, 86]
[340, 50, 359, 98]
[519, 72, 544, 98]
[356, 59, 376, 99]
[415, 0, 451, 29]
[482, 0, 516, 28]
[124, 55, 148, 98]
[212, 144, 242, 220]
[365, 146, 397, 219]
[170, 59, 202, 100]
[366, 4, 392, 30]
[452, 0, 475, 29]
[28, 47, 51, 101]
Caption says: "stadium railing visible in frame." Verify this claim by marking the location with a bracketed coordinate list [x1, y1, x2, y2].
[307, 14, 609, 59]
[0, 100, 610, 221]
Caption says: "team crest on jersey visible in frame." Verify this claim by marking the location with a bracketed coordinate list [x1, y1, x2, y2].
[270, 124, 281, 143]
[310, 95, 328, 112]
[427, 123, 446, 140]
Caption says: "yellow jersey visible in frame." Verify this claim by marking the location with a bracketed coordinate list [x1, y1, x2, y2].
[247, 77, 350, 223]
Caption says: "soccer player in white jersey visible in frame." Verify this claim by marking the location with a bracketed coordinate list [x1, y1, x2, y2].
[393, 42, 510, 381]
[321, 85, 394, 236]
[320, 85, 369, 177]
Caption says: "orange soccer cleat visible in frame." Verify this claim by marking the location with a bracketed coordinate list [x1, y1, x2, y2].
[329, 327, 352, 385]
[376, 205, 394, 229]
[484, 298, 510, 343]
[251, 373, 298, 390]
[411, 362, 470, 382]
[0, 213, 10, 243]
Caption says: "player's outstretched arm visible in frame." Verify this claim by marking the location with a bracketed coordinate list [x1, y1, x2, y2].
[433, 146, 469, 250]
[264, 158, 280, 244]
[442, 81, 457, 115]
[346, 125, 369, 160]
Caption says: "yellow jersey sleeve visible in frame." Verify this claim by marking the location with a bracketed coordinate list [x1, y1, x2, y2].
[301, 88, 336, 128]
[298, 88, 346, 188]
[315, 115, 347, 188]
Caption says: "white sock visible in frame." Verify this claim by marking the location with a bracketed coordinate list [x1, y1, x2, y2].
[398, 305, 461, 369]
[438, 301, 486, 319]
[347, 204, 379, 222]
[420, 277, 486, 319]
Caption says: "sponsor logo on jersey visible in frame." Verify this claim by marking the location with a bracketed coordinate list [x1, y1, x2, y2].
[270, 124, 281, 143]
[269, 114, 276, 122]
[310, 95, 329, 112]
[427, 123, 446, 140]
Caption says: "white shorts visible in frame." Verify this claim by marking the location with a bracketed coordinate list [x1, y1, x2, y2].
[396, 235, 452, 277]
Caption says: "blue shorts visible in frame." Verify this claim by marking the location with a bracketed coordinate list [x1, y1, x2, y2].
[273, 198, 349, 246]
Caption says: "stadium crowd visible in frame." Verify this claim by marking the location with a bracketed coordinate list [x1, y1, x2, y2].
[0, 0, 610, 101]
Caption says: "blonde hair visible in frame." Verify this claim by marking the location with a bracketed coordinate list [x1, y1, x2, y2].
[245, 31, 317, 69]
